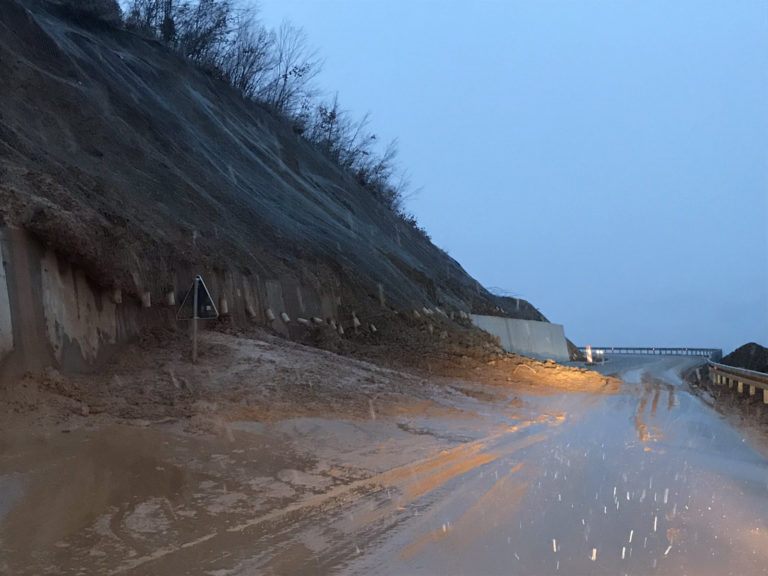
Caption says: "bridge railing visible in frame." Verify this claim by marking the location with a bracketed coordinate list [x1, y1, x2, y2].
[577, 347, 722, 361]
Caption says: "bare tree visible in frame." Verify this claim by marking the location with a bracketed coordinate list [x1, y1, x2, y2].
[257, 21, 320, 116]
[218, 12, 272, 98]
[59, 0, 122, 23]
[172, 0, 231, 65]
[160, 0, 175, 42]
[122, 0, 415, 221]
[124, 0, 163, 33]
[305, 95, 377, 168]
[305, 94, 345, 158]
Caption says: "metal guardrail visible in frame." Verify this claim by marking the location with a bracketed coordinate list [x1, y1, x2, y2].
[577, 347, 722, 361]
[708, 361, 768, 403]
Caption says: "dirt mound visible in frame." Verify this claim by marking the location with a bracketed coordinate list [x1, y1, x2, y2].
[721, 342, 768, 374]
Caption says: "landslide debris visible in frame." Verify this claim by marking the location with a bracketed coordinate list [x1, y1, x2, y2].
[0, 326, 620, 437]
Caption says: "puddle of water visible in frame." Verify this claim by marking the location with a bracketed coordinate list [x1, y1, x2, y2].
[0, 423, 319, 575]
[0, 426, 194, 569]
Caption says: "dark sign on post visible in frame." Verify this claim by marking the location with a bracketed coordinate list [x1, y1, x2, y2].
[177, 275, 218, 362]
[177, 276, 219, 320]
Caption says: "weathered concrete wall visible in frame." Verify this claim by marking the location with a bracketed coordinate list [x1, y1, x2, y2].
[0, 227, 344, 378]
[40, 251, 119, 365]
[0, 227, 146, 375]
[470, 314, 570, 362]
[0, 237, 13, 360]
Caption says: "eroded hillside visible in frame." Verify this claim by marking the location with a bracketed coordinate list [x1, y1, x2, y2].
[0, 0, 505, 313]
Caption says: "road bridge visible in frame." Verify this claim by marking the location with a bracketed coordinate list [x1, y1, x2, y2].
[578, 346, 722, 361]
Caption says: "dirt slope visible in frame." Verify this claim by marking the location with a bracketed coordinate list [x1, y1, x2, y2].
[0, 0, 533, 319]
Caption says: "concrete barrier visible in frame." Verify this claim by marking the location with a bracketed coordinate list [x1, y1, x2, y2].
[470, 314, 570, 362]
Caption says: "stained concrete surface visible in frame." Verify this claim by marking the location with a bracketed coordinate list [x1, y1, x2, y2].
[0, 235, 13, 361]
[470, 315, 570, 362]
[3, 355, 768, 575]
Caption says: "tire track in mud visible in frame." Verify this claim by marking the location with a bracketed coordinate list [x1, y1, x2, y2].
[109, 415, 564, 574]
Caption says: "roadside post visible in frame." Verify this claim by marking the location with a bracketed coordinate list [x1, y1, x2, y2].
[177, 275, 219, 363]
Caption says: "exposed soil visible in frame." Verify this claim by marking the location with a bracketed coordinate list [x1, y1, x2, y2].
[0, 325, 617, 439]
[720, 342, 768, 373]
[7, 351, 768, 576]
[0, 0, 545, 320]
[0, 327, 619, 575]
[686, 362, 768, 433]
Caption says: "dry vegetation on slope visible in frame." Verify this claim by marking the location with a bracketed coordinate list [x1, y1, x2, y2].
[1, 0, 485, 312]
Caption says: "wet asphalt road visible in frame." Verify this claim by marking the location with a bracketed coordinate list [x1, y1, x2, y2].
[342, 355, 768, 575]
[3, 355, 768, 575]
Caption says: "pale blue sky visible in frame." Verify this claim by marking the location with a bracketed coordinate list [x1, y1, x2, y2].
[258, 1, 768, 354]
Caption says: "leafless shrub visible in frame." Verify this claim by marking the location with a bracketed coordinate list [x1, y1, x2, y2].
[121, 0, 420, 227]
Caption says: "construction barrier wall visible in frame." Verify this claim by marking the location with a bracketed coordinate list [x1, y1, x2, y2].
[470, 314, 570, 362]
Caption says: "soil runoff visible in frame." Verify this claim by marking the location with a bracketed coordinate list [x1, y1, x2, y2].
[3, 339, 768, 575]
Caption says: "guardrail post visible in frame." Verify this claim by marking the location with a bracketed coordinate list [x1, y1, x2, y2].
[709, 361, 768, 405]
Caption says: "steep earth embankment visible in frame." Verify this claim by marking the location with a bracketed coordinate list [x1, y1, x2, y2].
[0, 0, 510, 314]
[0, 0, 559, 374]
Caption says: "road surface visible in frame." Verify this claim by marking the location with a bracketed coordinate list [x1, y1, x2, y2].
[341, 355, 768, 575]
[3, 355, 768, 575]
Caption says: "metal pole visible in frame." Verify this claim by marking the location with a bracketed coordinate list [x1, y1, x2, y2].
[192, 276, 199, 363]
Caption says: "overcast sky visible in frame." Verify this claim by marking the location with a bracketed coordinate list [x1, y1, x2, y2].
[258, 1, 768, 354]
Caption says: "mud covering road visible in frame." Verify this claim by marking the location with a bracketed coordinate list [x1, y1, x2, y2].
[2, 350, 768, 575]
[340, 355, 768, 575]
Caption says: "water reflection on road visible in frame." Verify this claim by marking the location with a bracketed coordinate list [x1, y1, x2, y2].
[3, 355, 768, 575]
[347, 355, 768, 576]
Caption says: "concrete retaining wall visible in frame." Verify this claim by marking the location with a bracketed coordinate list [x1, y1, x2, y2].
[0, 237, 14, 360]
[0, 227, 342, 378]
[470, 314, 570, 362]
[0, 227, 146, 375]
